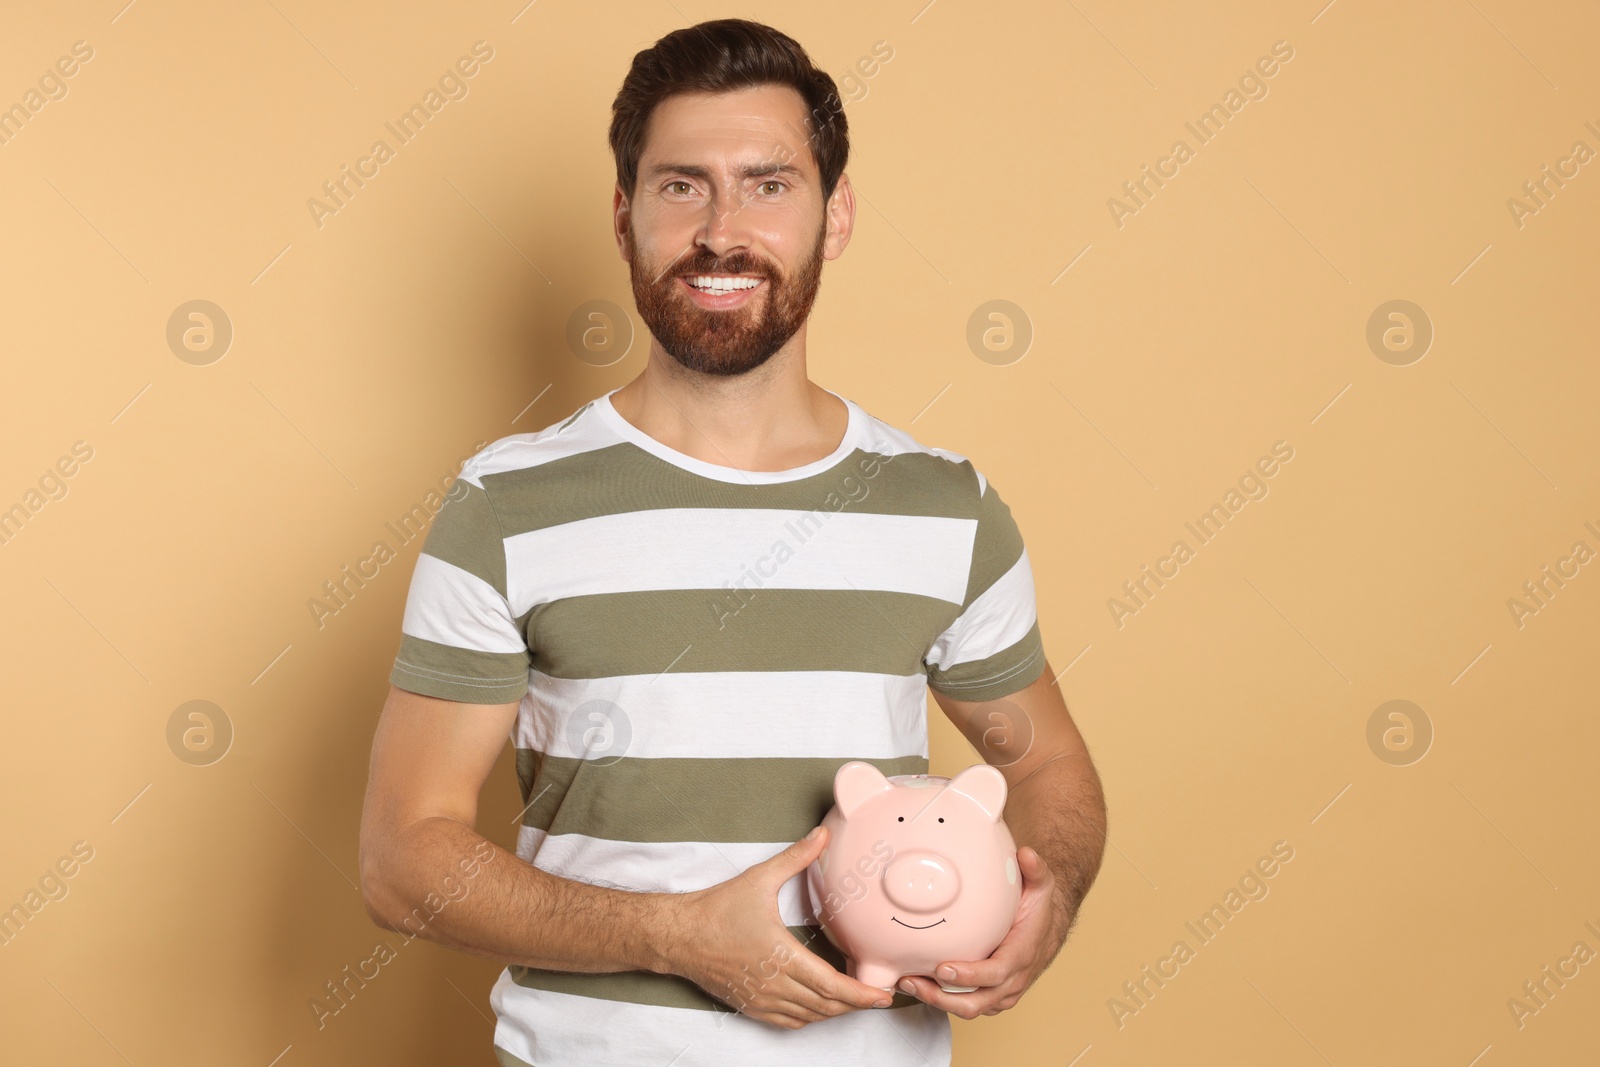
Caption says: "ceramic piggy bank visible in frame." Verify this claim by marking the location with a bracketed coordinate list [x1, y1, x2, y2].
[804, 761, 1022, 993]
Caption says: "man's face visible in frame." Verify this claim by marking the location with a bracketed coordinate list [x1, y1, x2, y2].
[615, 84, 849, 377]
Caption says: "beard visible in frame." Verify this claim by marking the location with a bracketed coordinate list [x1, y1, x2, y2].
[628, 218, 827, 378]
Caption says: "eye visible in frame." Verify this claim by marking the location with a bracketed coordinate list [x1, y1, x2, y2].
[665, 181, 692, 194]
[758, 180, 785, 194]
[897, 816, 904, 822]
[938, 817, 944, 823]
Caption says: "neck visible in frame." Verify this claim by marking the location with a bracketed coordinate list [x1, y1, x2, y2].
[608, 335, 848, 473]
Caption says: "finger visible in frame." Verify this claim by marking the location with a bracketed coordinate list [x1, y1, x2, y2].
[773, 973, 875, 1022]
[928, 940, 1024, 991]
[928, 849, 1057, 991]
[731, 974, 838, 1027]
[799, 958, 894, 1011]
[814, 968, 895, 1010]
[764, 996, 834, 1026]
[784, 932, 890, 1010]
[771, 972, 853, 1017]
[1016, 846, 1056, 894]
[764, 826, 828, 886]
[896, 975, 1000, 1021]
[752, 1007, 819, 1030]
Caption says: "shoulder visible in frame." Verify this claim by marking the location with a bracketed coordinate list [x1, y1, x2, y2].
[458, 395, 621, 490]
[851, 401, 990, 508]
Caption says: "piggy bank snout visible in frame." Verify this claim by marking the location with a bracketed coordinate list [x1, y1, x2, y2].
[881, 850, 961, 913]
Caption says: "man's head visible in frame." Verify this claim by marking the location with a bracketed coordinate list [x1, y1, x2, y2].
[609, 19, 854, 378]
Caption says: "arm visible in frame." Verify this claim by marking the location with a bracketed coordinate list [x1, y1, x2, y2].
[358, 683, 677, 975]
[358, 683, 890, 1028]
[934, 659, 1107, 944]
[904, 659, 1106, 1016]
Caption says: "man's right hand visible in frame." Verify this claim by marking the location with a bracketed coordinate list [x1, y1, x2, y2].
[663, 825, 895, 1029]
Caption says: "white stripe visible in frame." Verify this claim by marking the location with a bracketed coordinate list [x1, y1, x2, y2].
[925, 547, 1037, 671]
[401, 553, 524, 653]
[516, 669, 931, 760]
[504, 509, 974, 615]
[857, 417, 976, 470]
[489, 969, 952, 1067]
[594, 388, 869, 486]
[467, 397, 982, 487]
[517, 826, 824, 924]
[470, 401, 622, 480]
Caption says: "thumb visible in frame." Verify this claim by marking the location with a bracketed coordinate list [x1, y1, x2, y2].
[770, 825, 828, 878]
[1018, 846, 1055, 888]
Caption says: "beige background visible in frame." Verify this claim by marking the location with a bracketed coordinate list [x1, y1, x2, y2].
[2, 1, 1597, 1064]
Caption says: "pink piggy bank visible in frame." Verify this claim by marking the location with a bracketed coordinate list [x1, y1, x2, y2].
[805, 761, 1021, 993]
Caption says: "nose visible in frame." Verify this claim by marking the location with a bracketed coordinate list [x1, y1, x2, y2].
[882, 850, 961, 913]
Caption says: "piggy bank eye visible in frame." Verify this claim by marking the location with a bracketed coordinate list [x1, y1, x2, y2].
[897, 816, 904, 822]
[937, 817, 944, 823]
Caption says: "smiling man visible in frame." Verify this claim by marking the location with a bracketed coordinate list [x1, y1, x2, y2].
[359, 18, 1106, 1067]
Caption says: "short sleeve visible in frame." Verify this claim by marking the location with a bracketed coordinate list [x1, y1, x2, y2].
[924, 471, 1046, 702]
[388, 458, 532, 704]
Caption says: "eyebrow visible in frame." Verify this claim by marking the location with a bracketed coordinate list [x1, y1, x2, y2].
[644, 161, 807, 184]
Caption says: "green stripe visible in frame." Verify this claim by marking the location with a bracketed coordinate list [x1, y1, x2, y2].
[481, 445, 981, 536]
[508, 923, 921, 1013]
[393, 577, 1043, 705]
[926, 619, 1046, 701]
[416, 480, 507, 594]
[391, 634, 529, 703]
[515, 751, 927, 838]
[529, 587, 958, 681]
[964, 479, 1026, 607]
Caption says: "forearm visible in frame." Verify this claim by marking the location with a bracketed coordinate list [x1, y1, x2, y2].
[1004, 752, 1107, 946]
[362, 815, 680, 976]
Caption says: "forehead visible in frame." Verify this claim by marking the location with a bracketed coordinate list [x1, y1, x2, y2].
[641, 85, 817, 177]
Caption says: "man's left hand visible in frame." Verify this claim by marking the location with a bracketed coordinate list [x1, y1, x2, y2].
[894, 846, 1070, 1020]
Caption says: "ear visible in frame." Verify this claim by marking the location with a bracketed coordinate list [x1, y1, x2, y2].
[835, 761, 892, 819]
[946, 763, 1007, 822]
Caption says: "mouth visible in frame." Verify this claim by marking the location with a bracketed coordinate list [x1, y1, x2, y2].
[890, 917, 947, 930]
[678, 273, 765, 310]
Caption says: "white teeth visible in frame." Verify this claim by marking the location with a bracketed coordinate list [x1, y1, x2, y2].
[686, 275, 761, 293]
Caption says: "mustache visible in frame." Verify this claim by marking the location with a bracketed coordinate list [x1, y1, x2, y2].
[676, 259, 768, 277]
[660, 249, 772, 282]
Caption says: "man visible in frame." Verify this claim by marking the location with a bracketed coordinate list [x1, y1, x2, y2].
[359, 17, 1106, 1067]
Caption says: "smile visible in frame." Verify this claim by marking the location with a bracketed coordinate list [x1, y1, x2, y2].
[890, 917, 947, 930]
[682, 273, 763, 292]
[678, 274, 764, 309]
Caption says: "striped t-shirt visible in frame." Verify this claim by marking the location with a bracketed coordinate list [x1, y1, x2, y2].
[388, 385, 1046, 1067]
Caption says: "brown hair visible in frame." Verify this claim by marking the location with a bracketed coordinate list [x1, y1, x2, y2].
[608, 18, 850, 203]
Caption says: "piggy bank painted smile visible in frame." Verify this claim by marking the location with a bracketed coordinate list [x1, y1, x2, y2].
[804, 761, 1022, 994]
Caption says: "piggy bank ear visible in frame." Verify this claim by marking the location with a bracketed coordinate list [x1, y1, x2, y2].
[947, 763, 1007, 822]
[835, 761, 893, 819]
